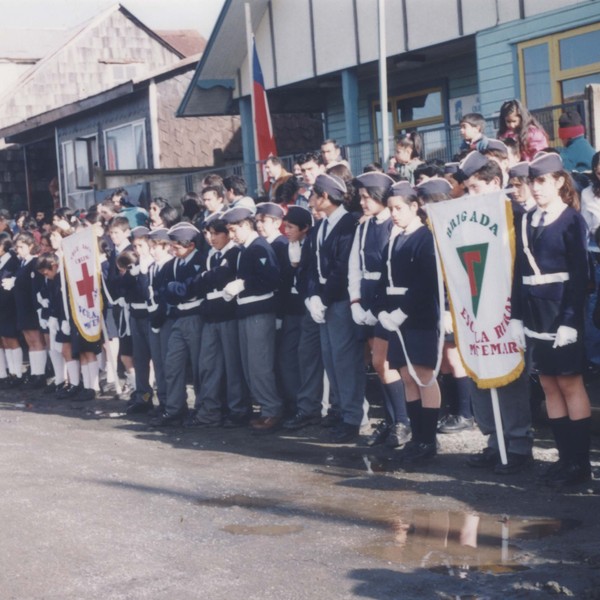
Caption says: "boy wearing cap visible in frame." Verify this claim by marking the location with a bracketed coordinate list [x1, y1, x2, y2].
[558, 110, 596, 172]
[150, 223, 205, 427]
[221, 207, 282, 432]
[456, 151, 534, 474]
[188, 215, 250, 427]
[307, 173, 366, 443]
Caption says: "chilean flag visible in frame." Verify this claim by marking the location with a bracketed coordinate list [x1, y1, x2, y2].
[252, 41, 277, 163]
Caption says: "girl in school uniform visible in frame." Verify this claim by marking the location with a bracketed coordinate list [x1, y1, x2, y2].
[497, 99, 548, 162]
[5, 232, 47, 388]
[349, 172, 411, 448]
[376, 180, 442, 462]
[0, 233, 23, 387]
[510, 152, 592, 486]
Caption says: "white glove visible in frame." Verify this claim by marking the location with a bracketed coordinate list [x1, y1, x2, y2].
[151, 327, 160, 334]
[508, 319, 525, 350]
[309, 295, 326, 324]
[139, 257, 153, 274]
[36, 292, 50, 309]
[276, 318, 283, 331]
[2, 277, 15, 291]
[37, 309, 48, 330]
[553, 325, 578, 348]
[378, 308, 407, 332]
[223, 279, 245, 302]
[443, 310, 453, 335]
[288, 241, 302, 264]
[350, 302, 367, 325]
[364, 310, 378, 326]
[61, 320, 71, 336]
[128, 264, 140, 276]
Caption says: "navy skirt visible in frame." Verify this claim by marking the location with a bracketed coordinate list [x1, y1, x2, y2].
[530, 337, 586, 376]
[388, 328, 439, 370]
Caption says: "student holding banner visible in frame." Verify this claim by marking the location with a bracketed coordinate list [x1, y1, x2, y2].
[377, 180, 442, 462]
[510, 153, 592, 487]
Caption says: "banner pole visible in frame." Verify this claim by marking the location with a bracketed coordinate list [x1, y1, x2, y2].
[490, 387, 507, 465]
[100, 312, 121, 396]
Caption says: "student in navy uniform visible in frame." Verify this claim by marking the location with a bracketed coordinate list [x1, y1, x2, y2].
[349, 172, 411, 448]
[457, 151, 534, 474]
[221, 206, 283, 433]
[282, 207, 326, 430]
[0, 233, 23, 387]
[511, 152, 592, 486]
[186, 214, 250, 427]
[375, 181, 442, 462]
[145, 228, 175, 415]
[307, 173, 365, 443]
[7, 233, 47, 388]
[150, 223, 205, 426]
[122, 226, 155, 414]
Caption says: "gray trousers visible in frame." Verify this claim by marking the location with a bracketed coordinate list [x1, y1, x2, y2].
[276, 314, 303, 412]
[238, 313, 282, 418]
[296, 311, 324, 416]
[471, 370, 533, 455]
[164, 315, 203, 416]
[196, 320, 250, 421]
[148, 319, 173, 408]
[131, 315, 152, 397]
[319, 300, 365, 426]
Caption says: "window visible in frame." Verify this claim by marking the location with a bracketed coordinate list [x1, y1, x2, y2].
[104, 120, 147, 170]
[518, 23, 600, 108]
[62, 136, 98, 208]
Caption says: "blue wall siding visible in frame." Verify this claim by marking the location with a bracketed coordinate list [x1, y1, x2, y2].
[477, 2, 600, 116]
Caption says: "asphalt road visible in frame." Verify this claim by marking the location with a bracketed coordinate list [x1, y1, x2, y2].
[1, 388, 599, 600]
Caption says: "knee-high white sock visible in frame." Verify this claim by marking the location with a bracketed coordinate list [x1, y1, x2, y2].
[29, 350, 47, 376]
[81, 363, 91, 389]
[10, 348, 23, 378]
[87, 360, 100, 392]
[0, 349, 8, 379]
[125, 369, 135, 389]
[66, 360, 81, 386]
[97, 351, 106, 372]
[49, 349, 66, 385]
[3, 348, 13, 377]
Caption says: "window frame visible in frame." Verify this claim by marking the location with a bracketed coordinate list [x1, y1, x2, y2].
[518, 22, 600, 107]
[103, 119, 148, 171]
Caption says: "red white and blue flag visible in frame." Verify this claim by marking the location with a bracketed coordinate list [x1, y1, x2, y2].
[252, 40, 277, 165]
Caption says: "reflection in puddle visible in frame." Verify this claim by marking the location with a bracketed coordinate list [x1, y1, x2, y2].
[360, 511, 579, 576]
[221, 524, 303, 536]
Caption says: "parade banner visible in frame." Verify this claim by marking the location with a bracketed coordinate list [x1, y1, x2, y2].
[62, 228, 102, 342]
[427, 191, 524, 388]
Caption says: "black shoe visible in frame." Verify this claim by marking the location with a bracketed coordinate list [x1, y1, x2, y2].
[538, 459, 569, 483]
[365, 420, 390, 446]
[282, 411, 322, 430]
[7, 376, 23, 388]
[386, 422, 412, 448]
[73, 388, 96, 402]
[126, 400, 154, 415]
[57, 383, 82, 399]
[438, 414, 474, 434]
[0, 377, 10, 389]
[183, 412, 220, 428]
[330, 422, 360, 443]
[23, 374, 47, 390]
[222, 413, 251, 428]
[467, 447, 500, 469]
[494, 452, 533, 475]
[398, 440, 437, 462]
[545, 461, 592, 487]
[44, 382, 58, 395]
[149, 409, 188, 427]
[321, 410, 342, 428]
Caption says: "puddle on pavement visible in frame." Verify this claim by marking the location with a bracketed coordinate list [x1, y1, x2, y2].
[359, 510, 580, 576]
[221, 524, 303, 536]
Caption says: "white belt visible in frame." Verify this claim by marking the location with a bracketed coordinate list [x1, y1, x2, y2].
[206, 290, 225, 300]
[177, 298, 202, 310]
[524, 327, 556, 341]
[237, 292, 274, 305]
[363, 271, 381, 281]
[386, 286, 408, 296]
[147, 303, 158, 313]
[130, 302, 148, 310]
[319, 276, 327, 285]
[522, 272, 569, 285]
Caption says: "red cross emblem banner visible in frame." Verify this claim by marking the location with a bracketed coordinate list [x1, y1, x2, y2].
[427, 191, 524, 388]
[62, 228, 102, 342]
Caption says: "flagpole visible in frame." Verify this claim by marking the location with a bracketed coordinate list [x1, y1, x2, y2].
[378, 0, 390, 164]
[245, 2, 261, 193]
[490, 388, 508, 465]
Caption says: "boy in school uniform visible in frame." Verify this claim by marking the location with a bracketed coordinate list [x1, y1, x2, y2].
[149, 223, 205, 427]
[221, 207, 283, 433]
[459, 113, 488, 155]
[306, 173, 366, 443]
[186, 214, 251, 427]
